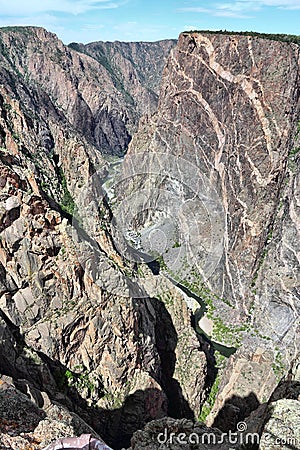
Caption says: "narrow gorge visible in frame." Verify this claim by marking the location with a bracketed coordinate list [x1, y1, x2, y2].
[0, 26, 299, 450]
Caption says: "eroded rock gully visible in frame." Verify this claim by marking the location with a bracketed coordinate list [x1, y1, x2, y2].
[0, 27, 300, 449]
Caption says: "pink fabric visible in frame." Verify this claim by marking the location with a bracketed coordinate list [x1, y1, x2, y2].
[43, 433, 112, 450]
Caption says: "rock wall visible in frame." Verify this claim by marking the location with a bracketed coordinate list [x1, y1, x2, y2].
[70, 39, 176, 123]
[0, 26, 175, 156]
[125, 31, 300, 423]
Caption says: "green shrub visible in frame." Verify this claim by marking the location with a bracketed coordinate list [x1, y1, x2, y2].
[198, 375, 220, 422]
[59, 167, 75, 216]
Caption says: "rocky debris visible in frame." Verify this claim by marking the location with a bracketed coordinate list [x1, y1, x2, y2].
[126, 395, 299, 450]
[259, 399, 300, 449]
[126, 417, 240, 449]
[244, 396, 300, 450]
[0, 376, 102, 450]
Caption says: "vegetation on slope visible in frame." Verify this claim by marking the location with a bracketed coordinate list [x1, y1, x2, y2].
[184, 29, 300, 45]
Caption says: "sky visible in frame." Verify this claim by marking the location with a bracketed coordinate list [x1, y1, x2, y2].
[0, 0, 299, 44]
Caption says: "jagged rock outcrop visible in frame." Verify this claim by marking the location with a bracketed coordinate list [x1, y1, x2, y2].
[0, 116, 206, 448]
[126, 417, 241, 449]
[126, 364, 300, 449]
[259, 399, 300, 449]
[125, 31, 300, 425]
[0, 375, 107, 449]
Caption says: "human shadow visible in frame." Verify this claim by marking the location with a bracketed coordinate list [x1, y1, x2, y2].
[270, 378, 300, 402]
[0, 324, 162, 448]
[212, 392, 260, 432]
[212, 384, 300, 450]
[151, 296, 194, 420]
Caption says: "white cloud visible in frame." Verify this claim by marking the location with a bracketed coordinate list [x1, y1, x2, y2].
[217, 2, 260, 11]
[178, 0, 300, 17]
[0, 0, 122, 16]
[256, 0, 300, 6]
[178, 7, 212, 13]
[184, 24, 201, 30]
[215, 10, 254, 17]
[0, 14, 60, 28]
[225, 0, 300, 9]
[178, 5, 253, 18]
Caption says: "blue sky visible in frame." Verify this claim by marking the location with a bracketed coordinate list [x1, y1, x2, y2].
[0, 0, 299, 43]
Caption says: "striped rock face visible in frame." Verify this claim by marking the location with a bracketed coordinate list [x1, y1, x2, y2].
[125, 31, 300, 423]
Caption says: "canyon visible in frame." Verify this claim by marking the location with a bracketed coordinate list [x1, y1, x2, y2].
[0, 26, 299, 449]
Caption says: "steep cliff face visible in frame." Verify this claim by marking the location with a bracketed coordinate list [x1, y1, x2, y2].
[69, 39, 176, 122]
[125, 31, 300, 424]
[0, 26, 175, 156]
[0, 27, 205, 449]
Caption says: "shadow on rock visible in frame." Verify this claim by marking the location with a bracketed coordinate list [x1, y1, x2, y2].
[212, 392, 260, 432]
[0, 293, 196, 450]
[0, 381, 46, 435]
[151, 296, 195, 420]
